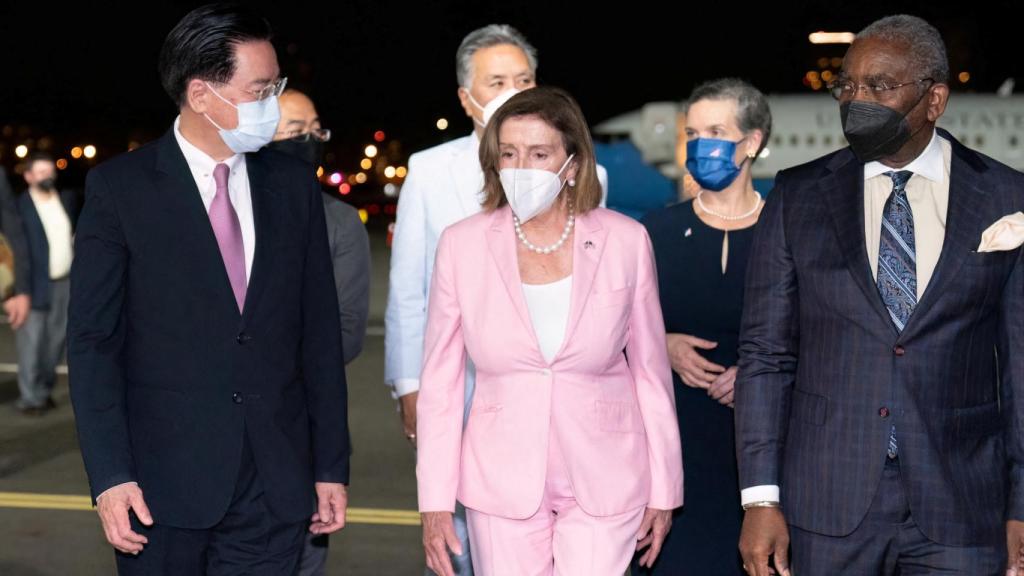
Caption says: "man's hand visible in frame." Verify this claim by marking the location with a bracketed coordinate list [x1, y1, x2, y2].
[3, 294, 31, 330]
[422, 511, 462, 576]
[310, 482, 348, 535]
[739, 507, 790, 576]
[96, 483, 153, 554]
[1006, 519, 1024, 575]
[666, 333, 725, 389]
[399, 391, 418, 446]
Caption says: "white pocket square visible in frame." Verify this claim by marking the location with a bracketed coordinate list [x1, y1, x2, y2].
[978, 212, 1024, 252]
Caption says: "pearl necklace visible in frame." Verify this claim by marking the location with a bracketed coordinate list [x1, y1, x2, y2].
[696, 191, 762, 221]
[513, 205, 575, 254]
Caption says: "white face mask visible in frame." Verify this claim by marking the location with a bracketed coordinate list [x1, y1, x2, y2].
[468, 88, 521, 128]
[500, 154, 575, 223]
[204, 83, 281, 154]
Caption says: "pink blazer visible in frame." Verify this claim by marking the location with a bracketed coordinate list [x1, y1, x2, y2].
[417, 206, 683, 519]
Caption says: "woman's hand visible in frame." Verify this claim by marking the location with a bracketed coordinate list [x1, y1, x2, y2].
[636, 507, 673, 568]
[421, 511, 462, 576]
[666, 333, 726, 389]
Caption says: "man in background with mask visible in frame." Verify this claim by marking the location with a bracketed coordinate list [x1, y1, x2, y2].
[271, 88, 370, 576]
[68, 5, 350, 574]
[385, 25, 538, 574]
[385, 25, 607, 573]
[13, 152, 78, 416]
[735, 15, 1024, 576]
[272, 89, 370, 368]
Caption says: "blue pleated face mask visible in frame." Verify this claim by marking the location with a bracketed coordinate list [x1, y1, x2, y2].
[685, 137, 747, 191]
[203, 83, 281, 154]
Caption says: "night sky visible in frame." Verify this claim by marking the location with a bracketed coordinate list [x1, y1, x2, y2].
[1, 0, 1020, 184]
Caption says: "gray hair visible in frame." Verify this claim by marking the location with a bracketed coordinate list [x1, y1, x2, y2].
[456, 24, 538, 89]
[683, 78, 773, 159]
[856, 15, 949, 84]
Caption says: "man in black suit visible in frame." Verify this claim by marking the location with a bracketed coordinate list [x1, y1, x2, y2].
[68, 4, 350, 574]
[735, 15, 1024, 576]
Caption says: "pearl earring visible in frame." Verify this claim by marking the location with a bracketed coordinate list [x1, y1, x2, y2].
[568, 178, 576, 187]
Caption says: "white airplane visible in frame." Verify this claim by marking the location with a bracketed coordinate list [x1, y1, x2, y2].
[594, 80, 1024, 181]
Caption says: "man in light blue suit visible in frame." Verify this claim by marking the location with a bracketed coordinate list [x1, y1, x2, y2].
[385, 24, 606, 575]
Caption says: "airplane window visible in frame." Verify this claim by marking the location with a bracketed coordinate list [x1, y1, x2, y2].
[1011, 136, 1019, 148]
[976, 135, 984, 147]
[790, 135, 799, 146]
[824, 135, 833, 146]
[773, 135, 783, 146]
[807, 135, 817, 146]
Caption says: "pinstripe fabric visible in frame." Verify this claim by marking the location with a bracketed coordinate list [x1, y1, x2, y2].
[734, 130, 1024, 548]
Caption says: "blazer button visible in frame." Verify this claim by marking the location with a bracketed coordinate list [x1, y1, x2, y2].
[236, 332, 248, 344]
[893, 345, 905, 357]
[879, 407, 890, 418]
[232, 393, 243, 404]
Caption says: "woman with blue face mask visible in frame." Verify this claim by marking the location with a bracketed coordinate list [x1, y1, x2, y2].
[635, 78, 772, 576]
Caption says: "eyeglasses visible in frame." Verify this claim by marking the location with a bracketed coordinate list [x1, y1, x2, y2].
[276, 128, 332, 142]
[826, 77, 933, 101]
[241, 77, 288, 101]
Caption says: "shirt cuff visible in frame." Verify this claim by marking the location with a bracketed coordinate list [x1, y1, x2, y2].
[390, 378, 421, 398]
[96, 482, 139, 503]
[741, 485, 780, 506]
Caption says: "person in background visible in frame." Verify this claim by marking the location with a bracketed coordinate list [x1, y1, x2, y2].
[271, 87, 371, 576]
[13, 152, 80, 416]
[636, 78, 771, 575]
[385, 23, 541, 575]
[1, 166, 33, 349]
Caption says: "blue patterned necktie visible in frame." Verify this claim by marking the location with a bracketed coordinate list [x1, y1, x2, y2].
[876, 169, 914, 458]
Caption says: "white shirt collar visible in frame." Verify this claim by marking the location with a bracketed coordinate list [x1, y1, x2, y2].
[863, 129, 945, 184]
[173, 116, 244, 184]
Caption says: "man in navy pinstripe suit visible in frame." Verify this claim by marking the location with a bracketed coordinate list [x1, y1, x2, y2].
[735, 15, 1024, 576]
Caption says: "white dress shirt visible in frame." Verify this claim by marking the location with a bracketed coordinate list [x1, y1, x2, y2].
[30, 191, 73, 279]
[741, 130, 952, 507]
[173, 116, 255, 282]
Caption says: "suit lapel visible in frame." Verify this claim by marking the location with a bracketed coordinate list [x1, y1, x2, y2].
[486, 206, 537, 348]
[900, 136, 988, 340]
[556, 210, 608, 359]
[823, 150, 898, 335]
[154, 130, 240, 317]
[240, 152, 276, 322]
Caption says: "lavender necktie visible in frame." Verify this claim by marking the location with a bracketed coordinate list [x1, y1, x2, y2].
[210, 163, 247, 312]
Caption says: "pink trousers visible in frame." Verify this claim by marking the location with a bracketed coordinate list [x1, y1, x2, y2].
[465, 431, 646, 575]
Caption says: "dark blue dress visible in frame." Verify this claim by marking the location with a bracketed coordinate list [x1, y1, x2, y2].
[633, 200, 754, 575]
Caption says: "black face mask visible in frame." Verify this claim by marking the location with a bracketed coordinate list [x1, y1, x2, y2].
[840, 89, 930, 163]
[267, 137, 324, 167]
[36, 178, 57, 191]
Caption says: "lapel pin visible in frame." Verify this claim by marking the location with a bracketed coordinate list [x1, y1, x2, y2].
[685, 228, 693, 237]
[584, 240, 594, 249]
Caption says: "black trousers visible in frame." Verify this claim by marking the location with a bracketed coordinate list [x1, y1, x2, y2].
[116, 435, 307, 576]
[790, 457, 1004, 575]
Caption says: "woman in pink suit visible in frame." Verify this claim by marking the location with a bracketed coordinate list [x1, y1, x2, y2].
[417, 86, 684, 576]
